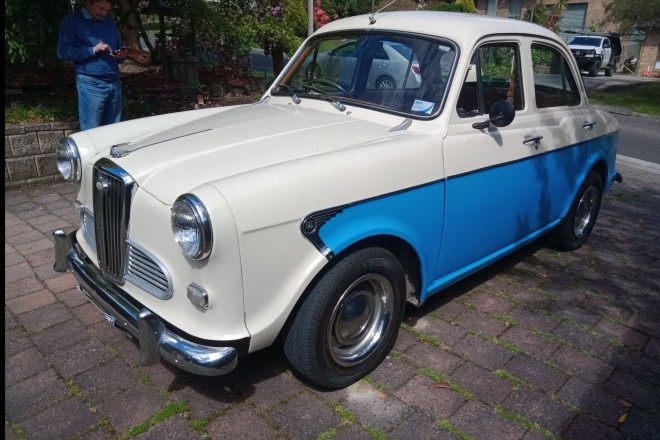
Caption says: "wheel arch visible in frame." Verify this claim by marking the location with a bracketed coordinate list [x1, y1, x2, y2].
[277, 234, 423, 343]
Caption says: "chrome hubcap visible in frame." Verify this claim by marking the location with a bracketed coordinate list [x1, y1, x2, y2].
[574, 185, 598, 238]
[328, 273, 394, 367]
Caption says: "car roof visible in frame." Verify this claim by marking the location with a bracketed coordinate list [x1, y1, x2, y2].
[314, 11, 562, 48]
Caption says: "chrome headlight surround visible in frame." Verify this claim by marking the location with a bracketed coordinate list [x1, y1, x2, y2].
[56, 137, 81, 181]
[171, 194, 213, 260]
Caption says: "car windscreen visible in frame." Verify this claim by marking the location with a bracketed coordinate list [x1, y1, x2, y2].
[569, 37, 602, 46]
[273, 32, 457, 118]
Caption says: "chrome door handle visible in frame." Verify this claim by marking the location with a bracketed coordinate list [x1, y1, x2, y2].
[523, 135, 543, 148]
[583, 121, 597, 129]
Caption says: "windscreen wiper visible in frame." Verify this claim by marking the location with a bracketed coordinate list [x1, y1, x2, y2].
[302, 84, 346, 112]
[275, 84, 301, 104]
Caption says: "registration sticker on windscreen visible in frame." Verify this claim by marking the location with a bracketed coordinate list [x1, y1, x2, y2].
[411, 99, 435, 115]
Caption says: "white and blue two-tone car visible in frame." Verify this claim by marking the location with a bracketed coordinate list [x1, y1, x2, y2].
[54, 11, 621, 390]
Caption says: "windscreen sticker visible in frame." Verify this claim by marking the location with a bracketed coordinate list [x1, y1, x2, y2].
[411, 99, 435, 114]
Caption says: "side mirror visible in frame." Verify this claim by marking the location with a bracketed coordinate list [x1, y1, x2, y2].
[472, 100, 516, 130]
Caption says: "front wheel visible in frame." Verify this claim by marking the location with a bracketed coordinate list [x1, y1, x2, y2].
[546, 170, 603, 251]
[283, 247, 406, 389]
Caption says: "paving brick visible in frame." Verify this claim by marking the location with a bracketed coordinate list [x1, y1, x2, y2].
[238, 363, 303, 410]
[547, 301, 601, 327]
[549, 345, 614, 384]
[5, 262, 34, 283]
[4, 327, 32, 357]
[577, 279, 623, 302]
[538, 282, 586, 304]
[43, 272, 78, 293]
[370, 354, 418, 391]
[464, 290, 515, 314]
[31, 318, 91, 355]
[14, 237, 53, 256]
[16, 302, 74, 333]
[4, 251, 26, 267]
[604, 369, 660, 417]
[22, 247, 55, 267]
[134, 414, 201, 440]
[207, 404, 279, 440]
[268, 391, 342, 439]
[4, 275, 44, 300]
[593, 318, 649, 351]
[498, 284, 555, 309]
[503, 387, 577, 435]
[19, 397, 99, 440]
[449, 362, 513, 405]
[341, 381, 414, 431]
[552, 322, 611, 357]
[557, 376, 627, 427]
[600, 345, 660, 386]
[5, 347, 49, 386]
[57, 287, 90, 308]
[452, 333, 514, 371]
[499, 324, 560, 359]
[406, 315, 467, 347]
[563, 414, 624, 440]
[73, 358, 140, 405]
[450, 399, 527, 440]
[395, 374, 467, 419]
[333, 422, 375, 439]
[619, 407, 660, 440]
[508, 305, 560, 333]
[5, 369, 68, 420]
[48, 337, 114, 377]
[504, 353, 569, 394]
[5, 289, 55, 315]
[454, 308, 510, 337]
[403, 342, 464, 374]
[388, 410, 457, 439]
[171, 376, 241, 420]
[644, 337, 660, 361]
[96, 384, 168, 434]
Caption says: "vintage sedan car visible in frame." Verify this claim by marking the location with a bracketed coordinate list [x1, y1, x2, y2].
[54, 11, 621, 390]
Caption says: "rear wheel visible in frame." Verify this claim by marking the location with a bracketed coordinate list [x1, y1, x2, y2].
[588, 60, 600, 77]
[376, 75, 396, 90]
[605, 59, 614, 77]
[547, 170, 603, 251]
[283, 247, 406, 389]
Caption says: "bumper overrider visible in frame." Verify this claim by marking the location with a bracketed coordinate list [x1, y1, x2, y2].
[52, 228, 238, 376]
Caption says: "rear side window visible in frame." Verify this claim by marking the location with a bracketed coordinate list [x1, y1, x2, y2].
[532, 43, 581, 108]
[457, 43, 524, 118]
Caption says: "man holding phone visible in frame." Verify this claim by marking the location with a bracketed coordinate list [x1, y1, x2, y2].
[57, 0, 126, 130]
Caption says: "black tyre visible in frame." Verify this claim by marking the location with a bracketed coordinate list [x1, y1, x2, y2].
[588, 60, 600, 77]
[547, 170, 603, 251]
[283, 247, 406, 389]
[605, 59, 614, 77]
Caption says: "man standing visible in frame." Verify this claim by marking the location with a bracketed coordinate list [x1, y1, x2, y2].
[57, 0, 126, 131]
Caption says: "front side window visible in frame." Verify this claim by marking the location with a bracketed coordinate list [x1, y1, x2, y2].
[456, 42, 523, 118]
[531, 43, 581, 108]
[275, 32, 456, 118]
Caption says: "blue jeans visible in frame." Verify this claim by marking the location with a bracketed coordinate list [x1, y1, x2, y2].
[76, 74, 122, 131]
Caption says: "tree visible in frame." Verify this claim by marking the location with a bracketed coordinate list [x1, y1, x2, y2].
[524, 0, 565, 33]
[605, 0, 660, 33]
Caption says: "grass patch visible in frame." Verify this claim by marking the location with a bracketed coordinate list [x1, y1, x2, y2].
[318, 427, 338, 440]
[363, 425, 386, 440]
[331, 402, 357, 424]
[401, 323, 447, 349]
[437, 419, 474, 440]
[495, 369, 526, 390]
[64, 377, 83, 397]
[588, 83, 660, 116]
[495, 406, 560, 440]
[5, 99, 78, 123]
[418, 368, 475, 399]
[189, 417, 208, 431]
[467, 330, 521, 354]
[123, 400, 189, 439]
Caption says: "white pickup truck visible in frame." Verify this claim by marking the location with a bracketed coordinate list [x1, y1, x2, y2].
[568, 34, 622, 77]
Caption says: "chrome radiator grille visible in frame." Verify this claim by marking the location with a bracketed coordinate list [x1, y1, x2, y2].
[92, 159, 136, 284]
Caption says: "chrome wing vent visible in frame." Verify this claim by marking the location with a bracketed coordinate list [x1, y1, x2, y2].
[125, 240, 173, 299]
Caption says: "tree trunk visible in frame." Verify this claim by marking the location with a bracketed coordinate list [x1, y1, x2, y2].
[272, 46, 286, 77]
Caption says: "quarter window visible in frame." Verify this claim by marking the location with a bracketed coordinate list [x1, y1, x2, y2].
[457, 43, 524, 118]
[531, 43, 580, 108]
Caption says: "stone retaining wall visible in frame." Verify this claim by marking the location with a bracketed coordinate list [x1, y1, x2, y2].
[5, 121, 79, 189]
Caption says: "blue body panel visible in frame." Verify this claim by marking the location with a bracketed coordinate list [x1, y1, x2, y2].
[316, 132, 618, 305]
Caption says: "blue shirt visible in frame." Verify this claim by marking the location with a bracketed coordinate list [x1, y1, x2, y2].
[57, 8, 123, 81]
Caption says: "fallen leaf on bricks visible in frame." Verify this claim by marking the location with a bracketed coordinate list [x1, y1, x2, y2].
[432, 381, 451, 389]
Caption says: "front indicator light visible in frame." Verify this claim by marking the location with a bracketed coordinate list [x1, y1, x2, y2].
[187, 283, 209, 308]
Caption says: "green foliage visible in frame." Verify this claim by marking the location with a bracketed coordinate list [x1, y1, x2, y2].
[605, 0, 660, 33]
[5, 0, 71, 64]
[432, 0, 476, 13]
[523, 0, 564, 33]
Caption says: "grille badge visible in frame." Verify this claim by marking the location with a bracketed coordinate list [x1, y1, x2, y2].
[96, 175, 112, 193]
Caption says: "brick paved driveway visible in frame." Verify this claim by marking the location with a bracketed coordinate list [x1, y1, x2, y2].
[6, 157, 659, 440]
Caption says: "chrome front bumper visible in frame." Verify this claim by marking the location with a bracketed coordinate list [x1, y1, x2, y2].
[52, 228, 238, 376]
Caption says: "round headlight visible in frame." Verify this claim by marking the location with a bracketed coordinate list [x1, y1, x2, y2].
[56, 137, 81, 181]
[171, 194, 213, 260]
